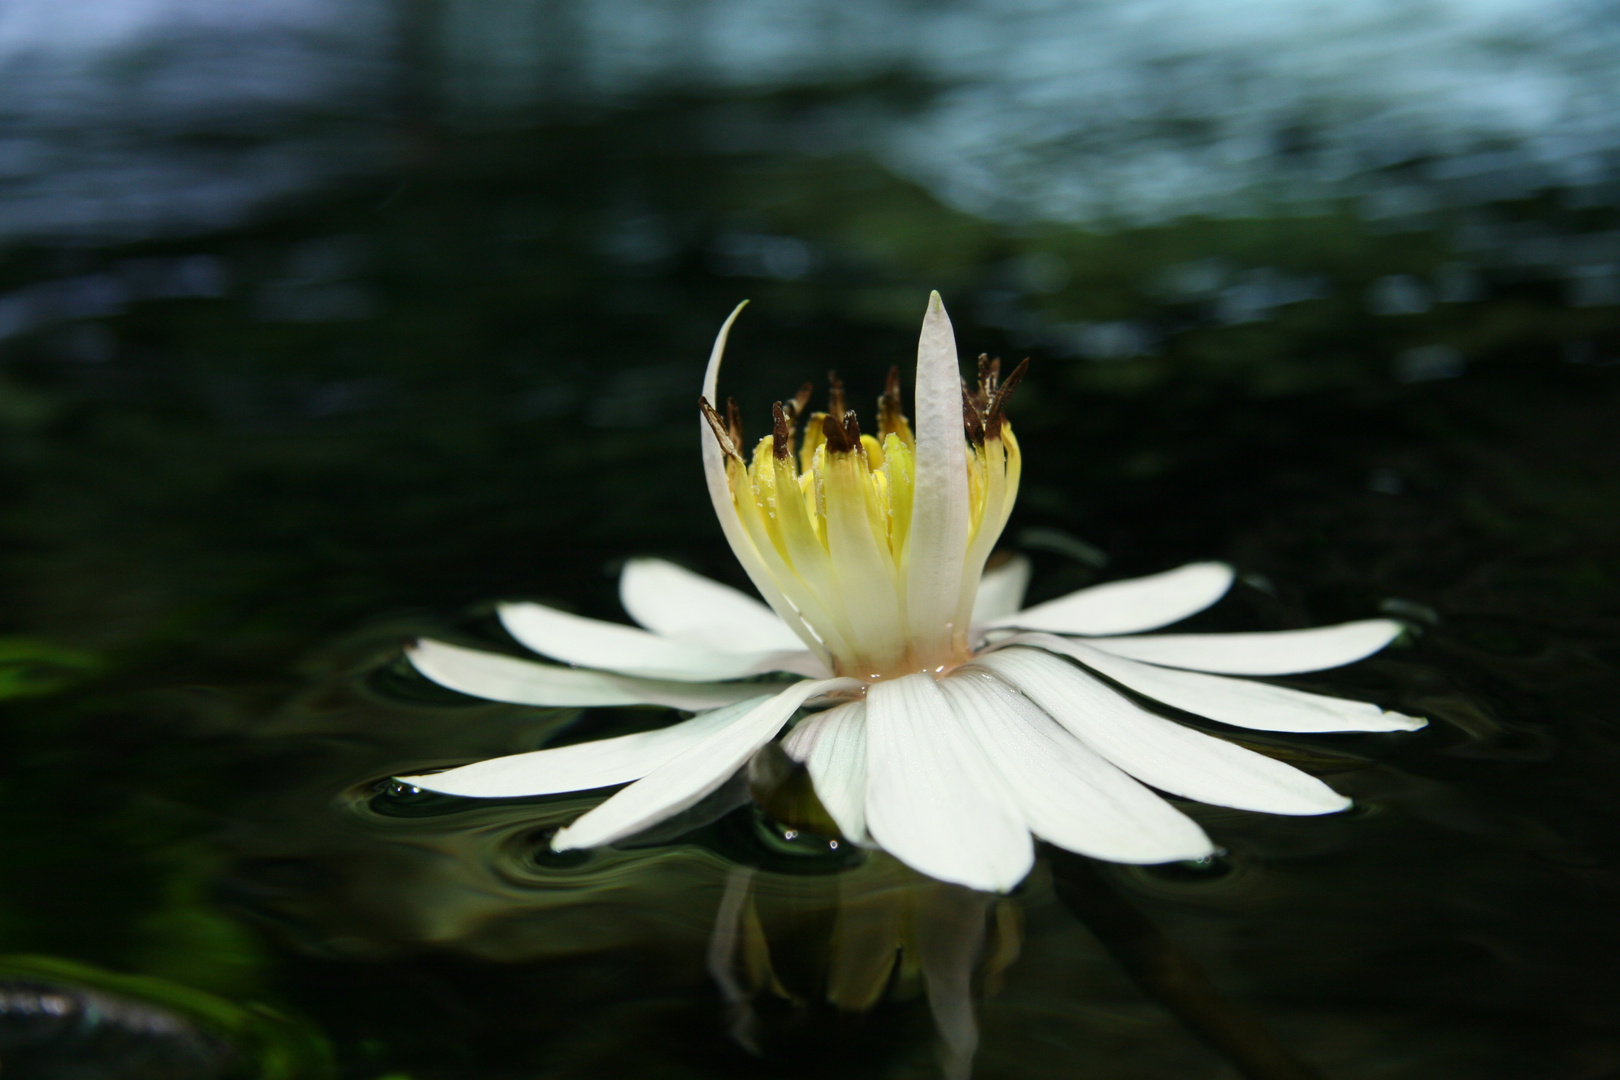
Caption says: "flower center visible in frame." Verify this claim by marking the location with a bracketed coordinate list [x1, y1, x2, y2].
[703, 358, 1026, 682]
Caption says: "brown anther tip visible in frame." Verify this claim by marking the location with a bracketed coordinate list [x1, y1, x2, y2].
[843, 410, 862, 447]
[700, 396, 742, 459]
[771, 401, 792, 460]
[961, 385, 986, 446]
[877, 365, 909, 437]
[826, 371, 846, 418]
[787, 382, 813, 419]
[997, 357, 1030, 399]
[822, 410, 854, 454]
[725, 396, 744, 447]
[985, 357, 1030, 439]
[972, 354, 1001, 411]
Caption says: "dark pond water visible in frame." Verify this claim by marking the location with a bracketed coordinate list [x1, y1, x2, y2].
[1, 3, 1618, 1078]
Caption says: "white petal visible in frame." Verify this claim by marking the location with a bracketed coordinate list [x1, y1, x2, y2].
[399, 694, 774, 797]
[1005, 632, 1424, 733]
[553, 677, 858, 850]
[619, 557, 808, 654]
[990, 562, 1233, 635]
[971, 555, 1031, 624]
[864, 673, 1033, 893]
[499, 601, 822, 681]
[940, 669, 1214, 863]
[407, 638, 766, 710]
[781, 702, 869, 843]
[903, 293, 973, 659]
[701, 303, 829, 660]
[974, 647, 1351, 815]
[1085, 619, 1404, 675]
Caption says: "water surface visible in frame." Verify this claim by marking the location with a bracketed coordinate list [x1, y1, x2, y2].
[1, 3, 1618, 1077]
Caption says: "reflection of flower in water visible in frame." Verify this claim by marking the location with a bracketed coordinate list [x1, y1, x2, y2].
[709, 864, 1020, 1080]
[214, 648, 1031, 1075]
[402, 293, 1424, 893]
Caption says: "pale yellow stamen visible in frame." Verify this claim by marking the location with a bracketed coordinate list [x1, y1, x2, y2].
[710, 362, 1025, 681]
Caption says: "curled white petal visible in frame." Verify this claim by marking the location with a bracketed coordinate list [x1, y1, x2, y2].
[499, 601, 823, 681]
[971, 555, 1031, 624]
[974, 647, 1351, 815]
[940, 669, 1214, 863]
[400, 694, 774, 797]
[1005, 632, 1424, 732]
[407, 638, 767, 710]
[1085, 619, 1404, 675]
[619, 557, 808, 654]
[864, 673, 1033, 893]
[553, 677, 858, 850]
[701, 303, 829, 662]
[780, 701, 870, 844]
[990, 562, 1233, 635]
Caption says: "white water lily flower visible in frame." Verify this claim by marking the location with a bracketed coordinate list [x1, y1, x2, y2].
[401, 293, 1425, 893]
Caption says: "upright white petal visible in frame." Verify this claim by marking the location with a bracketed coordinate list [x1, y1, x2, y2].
[407, 639, 766, 710]
[399, 694, 774, 797]
[553, 677, 858, 850]
[1006, 632, 1425, 732]
[903, 293, 973, 658]
[619, 558, 809, 654]
[864, 673, 1033, 893]
[975, 648, 1352, 815]
[970, 555, 1031, 624]
[780, 701, 870, 844]
[1084, 619, 1404, 675]
[701, 303, 828, 660]
[990, 562, 1233, 635]
[499, 602, 823, 681]
[940, 669, 1214, 863]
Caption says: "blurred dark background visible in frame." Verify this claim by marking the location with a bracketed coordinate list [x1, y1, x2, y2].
[0, 2, 1617, 1078]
